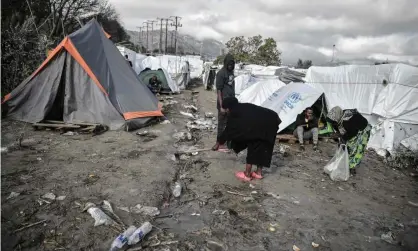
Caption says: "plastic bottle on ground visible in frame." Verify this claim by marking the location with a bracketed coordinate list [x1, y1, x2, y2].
[127, 222, 153, 245]
[109, 225, 137, 251]
[172, 182, 182, 198]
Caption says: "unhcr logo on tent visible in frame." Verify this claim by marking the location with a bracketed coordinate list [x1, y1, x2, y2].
[283, 92, 302, 110]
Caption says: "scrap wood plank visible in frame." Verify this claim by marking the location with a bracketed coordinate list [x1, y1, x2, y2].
[276, 134, 296, 141]
[33, 123, 80, 129]
[43, 120, 98, 127]
[80, 125, 97, 132]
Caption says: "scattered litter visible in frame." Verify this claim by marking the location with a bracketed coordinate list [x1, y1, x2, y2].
[110, 225, 136, 251]
[206, 240, 225, 250]
[408, 201, 418, 207]
[83, 202, 114, 226]
[1, 147, 8, 153]
[101, 200, 115, 213]
[37, 157, 42, 161]
[172, 182, 182, 198]
[293, 245, 301, 251]
[162, 100, 178, 106]
[62, 131, 77, 136]
[251, 191, 258, 194]
[321, 179, 325, 182]
[249, 184, 255, 189]
[37, 199, 49, 206]
[242, 197, 255, 202]
[186, 118, 216, 130]
[179, 154, 190, 160]
[42, 192, 56, 200]
[183, 104, 198, 112]
[137, 131, 148, 136]
[160, 120, 171, 124]
[56, 196, 66, 201]
[205, 112, 214, 118]
[267, 192, 281, 200]
[268, 226, 276, 232]
[180, 111, 195, 118]
[117, 207, 131, 213]
[14, 219, 47, 233]
[338, 187, 344, 191]
[212, 209, 226, 215]
[381, 231, 396, 244]
[191, 213, 201, 216]
[172, 131, 192, 141]
[226, 190, 247, 197]
[130, 204, 160, 216]
[7, 192, 20, 200]
[321, 236, 326, 241]
[127, 222, 153, 245]
[312, 242, 320, 248]
[278, 144, 290, 156]
[191, 152, 199, 156]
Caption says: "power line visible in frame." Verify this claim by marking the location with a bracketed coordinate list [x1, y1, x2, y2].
[170, 16, 182, 55]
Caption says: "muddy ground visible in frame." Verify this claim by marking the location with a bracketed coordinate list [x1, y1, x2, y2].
[1, 83, 418, 251]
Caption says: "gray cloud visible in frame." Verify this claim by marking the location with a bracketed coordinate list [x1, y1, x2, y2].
[110, 0, 418, 65]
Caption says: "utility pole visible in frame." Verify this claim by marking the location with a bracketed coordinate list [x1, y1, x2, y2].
[159, 18, 171, 54]
[331, 44, 336, 62]
[136, 26, 143, 49]
[157, 18, 164, 54]
[143, 21, 151, 54]
[148, 20, 158, 55]
[170, 16, 182, 55]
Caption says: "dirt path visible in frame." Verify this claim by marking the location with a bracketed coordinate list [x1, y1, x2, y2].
[2, 84, 418, 251]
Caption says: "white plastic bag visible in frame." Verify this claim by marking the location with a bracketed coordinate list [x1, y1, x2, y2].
[324, 144, 349, 181]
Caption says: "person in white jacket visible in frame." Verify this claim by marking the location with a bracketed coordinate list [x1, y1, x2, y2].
[179, 61, 190, 89]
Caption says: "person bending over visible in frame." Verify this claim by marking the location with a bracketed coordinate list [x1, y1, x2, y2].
[219, 97, 281, 182]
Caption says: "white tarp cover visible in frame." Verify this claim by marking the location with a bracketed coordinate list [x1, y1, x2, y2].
[305, 63, 418, 124]
[117, 46, 136, 70]
[140, 56, 180, 93]
[305, 63, 418, 154]
[368, 119, 418, 153]
[261, 82, 323, 132]
[243, 64, 284, 76]
[238, 79, 286, 106]
[234, 74, 253, 95]
[135, 53, 147, 74]
[401, 133, 418, 151]
[156, 55, 203, 78]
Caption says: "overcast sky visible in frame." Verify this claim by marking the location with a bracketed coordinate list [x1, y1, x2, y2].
[109, 0, 418, 65]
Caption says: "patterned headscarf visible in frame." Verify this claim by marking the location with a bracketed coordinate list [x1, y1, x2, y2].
[327, 106, 355, 135]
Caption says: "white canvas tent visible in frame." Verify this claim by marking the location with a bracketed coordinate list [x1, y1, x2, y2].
[261, 82, 323, 132]
[238, 78, 286, 106]
[305, 63, 418, 154]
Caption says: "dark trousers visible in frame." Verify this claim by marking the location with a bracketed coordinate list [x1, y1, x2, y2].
[217, 110, 227, 142]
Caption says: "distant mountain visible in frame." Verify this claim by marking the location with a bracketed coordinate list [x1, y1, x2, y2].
[126, 30, 224, 59]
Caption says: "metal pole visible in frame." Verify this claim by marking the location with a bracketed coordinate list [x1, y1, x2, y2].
[157, 18, 163, 54]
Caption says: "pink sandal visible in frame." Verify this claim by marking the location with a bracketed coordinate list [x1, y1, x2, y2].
[251, 172, 263, 180]
[235, 171, 252, 182]
[217, 147, 230, 153]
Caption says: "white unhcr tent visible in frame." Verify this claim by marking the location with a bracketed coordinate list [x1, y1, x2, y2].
[305, 63, 418, 154]
[261, 83, 323, 132]
[238, 78, 286, 106]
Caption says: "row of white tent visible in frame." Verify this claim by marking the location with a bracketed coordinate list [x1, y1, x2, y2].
[231, 63, 418, 156]
[117, 46, 204, 93]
